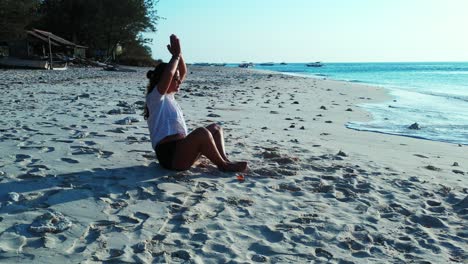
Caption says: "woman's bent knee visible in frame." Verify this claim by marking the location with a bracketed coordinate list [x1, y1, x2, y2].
[206, 123, 222, 134]
[206, 123, 219, 130]
[193, 127, 210, 136]
[191, 127, 213, 141]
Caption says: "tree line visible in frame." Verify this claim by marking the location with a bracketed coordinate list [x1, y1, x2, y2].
[0, 0, 160, 65]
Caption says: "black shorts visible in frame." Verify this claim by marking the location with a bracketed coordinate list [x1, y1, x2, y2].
[155, 140, 179, 170]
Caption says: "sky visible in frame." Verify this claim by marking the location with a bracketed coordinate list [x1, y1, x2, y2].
[144, 0, 468, 63]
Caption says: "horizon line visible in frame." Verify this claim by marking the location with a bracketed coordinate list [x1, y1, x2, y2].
[182, 60, 468, 64]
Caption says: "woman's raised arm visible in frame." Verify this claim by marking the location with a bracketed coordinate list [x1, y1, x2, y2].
[158, 35, 181, 95]
[178, 54, 187, 83]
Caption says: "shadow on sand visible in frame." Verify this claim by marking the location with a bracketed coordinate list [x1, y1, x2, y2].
[0, 163, 180, 213]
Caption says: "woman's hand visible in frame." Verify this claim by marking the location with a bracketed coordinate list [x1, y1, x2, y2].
[167, 34, 181, 57]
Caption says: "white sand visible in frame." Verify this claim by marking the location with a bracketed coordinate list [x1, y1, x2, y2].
[0, 66, 466, 263]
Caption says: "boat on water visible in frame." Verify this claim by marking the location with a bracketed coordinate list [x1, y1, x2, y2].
[238, 62, 254, 68]
[193, 62, 227, 67]
[306, 62, 324, 67]
[0, 57, 67, 70]
[259, 62, 274, 66]
[280, 62, 287, 65]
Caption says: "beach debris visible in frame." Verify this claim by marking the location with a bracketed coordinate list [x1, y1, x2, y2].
[346, 108, 353, 111]
[292, 101, 299, 104]
[251, 254, 267, 262]
[71, 131, 89, 139]
[315, 248, 333, 260]
[133, 241, 149, 253]
[76, 93, 90, 99]
[452, 162, 459, 166]
[134, 100, 145, 106]
[425, 165, 441, 171]
[207, 113, 220, 118]
[227, 196, 253, 207]
[117, 101, 131, 108]
[106, 127, 127, 133]
[337, 150, 347, 157]
[236, 174, 245, 182]
[325, 120, 333, 123]
[408, 122, 421, 130]
[300, 126, 305, 130]
[29, 211, 72, 234]
[278, 183, 301, 192]
[261, 151, 282, 159]
[107, 108, 136, 115]
[320, 105, 327, 110]
[115, 117, 140, 125]
[414, 154, 429, 158]
[8, 192, 21, 202]
[103, 65, 137, 72]
[452, 169, 464, 175]
[426, 200, 442, 206]
[270, 111, 279, 114]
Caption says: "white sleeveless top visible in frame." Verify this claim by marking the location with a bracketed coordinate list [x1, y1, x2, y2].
[146, 88, 188, 149]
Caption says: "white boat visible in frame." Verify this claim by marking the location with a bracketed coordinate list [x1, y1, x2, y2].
[238, 62, 254, 68]
[306, 61, 324, 67]
[0, 57, 49, 69]
[0, 57, 68, 70]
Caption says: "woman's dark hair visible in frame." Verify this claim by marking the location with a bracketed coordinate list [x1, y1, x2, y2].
[144, 62, 167, 120]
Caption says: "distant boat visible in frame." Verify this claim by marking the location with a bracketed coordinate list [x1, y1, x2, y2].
[193, 62, 226, 67]
[280, 62, 287, 65]
[238, 62, 254, 68]
[306, 62, 324, 67]
[259, 62, 274, 66]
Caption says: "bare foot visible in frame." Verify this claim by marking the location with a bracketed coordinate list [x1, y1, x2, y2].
[220, 161, 248, 172]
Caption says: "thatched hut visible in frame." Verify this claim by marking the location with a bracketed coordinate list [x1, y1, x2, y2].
[1, 29, 87, 59]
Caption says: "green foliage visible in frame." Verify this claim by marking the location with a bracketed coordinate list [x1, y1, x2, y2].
[37, 0, 160, 61]
[117, 37, 157, 67]
[0, 0, 159, 64]
[0, 0, 41, 40]
[118, 53, 157, 67]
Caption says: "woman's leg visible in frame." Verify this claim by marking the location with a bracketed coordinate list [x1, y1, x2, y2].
[172, 127, 247, 172]
[205, 123, 229, 161]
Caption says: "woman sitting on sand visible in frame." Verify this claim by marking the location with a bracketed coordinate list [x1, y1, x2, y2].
[144, 34, 248, 172]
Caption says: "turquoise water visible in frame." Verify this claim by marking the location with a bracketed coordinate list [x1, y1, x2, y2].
[228, 62, 468, 145]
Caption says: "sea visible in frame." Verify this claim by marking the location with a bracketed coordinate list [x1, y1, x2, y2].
[227, 62, 468, 145]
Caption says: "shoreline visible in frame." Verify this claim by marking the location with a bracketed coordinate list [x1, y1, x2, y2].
[242, 65, 468, 146]
[0, 66, 466, 263]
